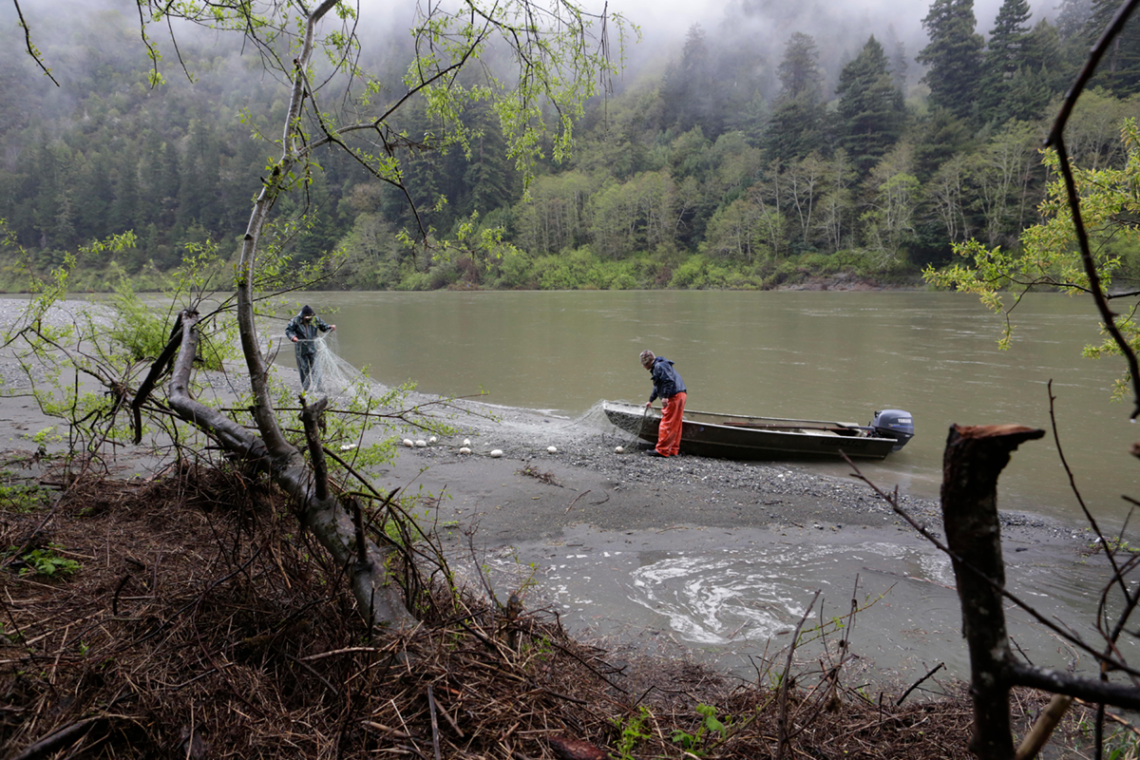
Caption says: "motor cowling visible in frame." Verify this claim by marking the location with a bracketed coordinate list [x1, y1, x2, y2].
[870, 409, 914, 451]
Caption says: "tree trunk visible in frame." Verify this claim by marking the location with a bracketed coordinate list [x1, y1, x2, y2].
[941, 423, 1044, 760]
[167, 309, 415, 629]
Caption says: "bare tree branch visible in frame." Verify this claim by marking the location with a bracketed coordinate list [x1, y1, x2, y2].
[11, 0, 59, 86]
[1045, 0, 1140, 419]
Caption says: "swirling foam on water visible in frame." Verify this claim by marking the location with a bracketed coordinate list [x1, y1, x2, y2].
[623, 542, 953, 646]
[480, 528, 1124, 683]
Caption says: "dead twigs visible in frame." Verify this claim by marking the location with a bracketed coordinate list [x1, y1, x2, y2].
[2, 459, 1060, 760]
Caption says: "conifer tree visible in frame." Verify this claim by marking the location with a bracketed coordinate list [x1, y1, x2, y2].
[661, 25, 720, 136]
[917, 0, 985, 121]
[178, 121, 220, 230]
[138, 132, 167, 228]
[1003, 65, 1051, 122]
[1055, 0, 1091, 41]
[835, 36, 906, 173]
[1083, 0, 1140, 95]
[764, 33, 828, 165]
[891, 40, 909, 93]
[999, 19, 1068, 122]
[978, 0, 1033, 124]
[461, 102, 518, 217]
[110, 156, 140, 235]
[73, 153, 113, 242]
[777, 32, 824, 102]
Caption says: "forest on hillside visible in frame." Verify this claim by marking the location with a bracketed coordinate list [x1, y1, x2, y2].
[3, 0, 1140, 291]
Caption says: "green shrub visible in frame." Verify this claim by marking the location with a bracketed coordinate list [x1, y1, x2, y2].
[4, 543, 81, 578]
[489, 250, 537, 289]
[108, 279, 174, 363]
[795, 252, 843, 274]
[0, 479, 51, 513]
[586, 258, 639, 289]
[669, 255, 761, 289]
[533, 247, 595, 290]
[668, 255, 709, 288]
[395, 270, 433, 291]
[428, 262, 459, 290]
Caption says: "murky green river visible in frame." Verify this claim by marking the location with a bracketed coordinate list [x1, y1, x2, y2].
[294, 289, 1140, 527]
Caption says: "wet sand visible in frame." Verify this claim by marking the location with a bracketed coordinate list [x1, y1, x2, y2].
[373, 398, 1112, 688]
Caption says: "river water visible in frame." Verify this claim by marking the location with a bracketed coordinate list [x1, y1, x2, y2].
[297, 289, 1140, 527]
[285, 289, 1140, 683]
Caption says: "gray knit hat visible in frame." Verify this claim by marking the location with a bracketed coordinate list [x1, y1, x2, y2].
[639, 350, 655, 368]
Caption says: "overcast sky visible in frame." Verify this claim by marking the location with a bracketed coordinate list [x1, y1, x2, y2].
[5, 0, 1062, 96]
[594, 0, 1057, 56]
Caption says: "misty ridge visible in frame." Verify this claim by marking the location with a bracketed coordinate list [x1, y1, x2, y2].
[603, 0, 1054, 94]
[0, 0, 1134, 294]
[0, 0, 1059, 144]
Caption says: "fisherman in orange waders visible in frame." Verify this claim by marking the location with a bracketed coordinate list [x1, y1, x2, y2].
[640, 349, 687, 458]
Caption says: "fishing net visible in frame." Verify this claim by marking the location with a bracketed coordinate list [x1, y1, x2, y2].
[289, 332, 387, 404]
[281, 333, 633, 450]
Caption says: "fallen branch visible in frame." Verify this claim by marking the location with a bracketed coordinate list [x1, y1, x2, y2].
[896, 663, 945, 707]
[9, 718, 101, 760]
[166, 308, 415, 630]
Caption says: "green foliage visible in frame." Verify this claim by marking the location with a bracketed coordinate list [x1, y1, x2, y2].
[108, 277, 173, 363]
[777, 33, 825, 102]
[922, 118, 1140, 406]
[979, 0, 1033, 118]
[489, 249, 538, 289]
[924, 119, 1140, 389]
[835, 36, 906, 172]
[861, 171, 921, 262]
[0, 476, 51, 514]
[5, 543, 81, 578]
[918, 0, 985, 120]
[1072, 714, 1140, 759]
[1103, 731, 1140, 760]
[612, 706, 653, 760]
[523, 247, 635, 290]
[31, 427, 62, 445]
[670, 254, 762, 289]
[533, 248, 596, 290]
[670, 703, 730, 756]
[0, 0, 1125, 292]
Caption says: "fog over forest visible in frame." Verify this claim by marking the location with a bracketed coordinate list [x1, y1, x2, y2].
[4, 0, 1133, 295]
[12, 0, 1058, 96]
[587, 0, 1055, 86]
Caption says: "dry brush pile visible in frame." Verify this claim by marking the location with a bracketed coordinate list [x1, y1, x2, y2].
[0, 453, 1083, 759]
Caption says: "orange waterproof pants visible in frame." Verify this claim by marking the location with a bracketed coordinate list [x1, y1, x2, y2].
[656, 392, 687, 457]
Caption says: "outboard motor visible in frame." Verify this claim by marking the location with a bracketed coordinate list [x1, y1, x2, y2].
[870, 409, 914, 452]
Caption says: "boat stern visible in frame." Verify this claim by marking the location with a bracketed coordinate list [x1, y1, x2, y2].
[870, 409, 914, 452]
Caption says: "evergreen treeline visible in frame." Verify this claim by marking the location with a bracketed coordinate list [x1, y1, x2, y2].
[4, 0, 1140, 291]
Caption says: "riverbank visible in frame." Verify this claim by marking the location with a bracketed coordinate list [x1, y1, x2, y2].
[0, 299, 1111, 688]
[0, 256, 925, 295]
[374, 393, 1106, 683]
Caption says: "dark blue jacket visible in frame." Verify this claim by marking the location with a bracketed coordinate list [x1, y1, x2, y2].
[649, 357, 686, 403]
[285, 312, 332, 356]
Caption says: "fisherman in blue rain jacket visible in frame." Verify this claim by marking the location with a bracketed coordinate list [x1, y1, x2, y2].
[285, 304, 336, 392]
[640, 350, 688, 457]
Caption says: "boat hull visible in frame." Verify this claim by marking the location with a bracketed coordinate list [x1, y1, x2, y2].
[603, 401, 898, 460]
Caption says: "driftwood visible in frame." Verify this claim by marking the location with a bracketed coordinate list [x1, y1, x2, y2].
[130, 315, 184, 444]
[166, 309, 414, 629]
